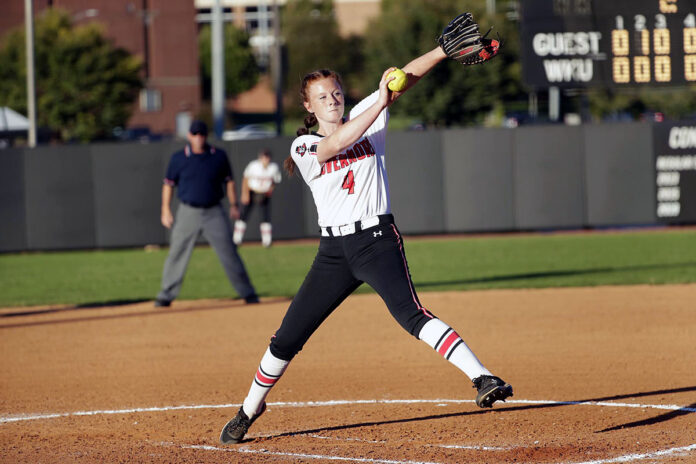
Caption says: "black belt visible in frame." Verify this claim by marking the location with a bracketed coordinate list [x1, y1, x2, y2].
[320, 214, 393, 237]
[182, 201, 218, 209]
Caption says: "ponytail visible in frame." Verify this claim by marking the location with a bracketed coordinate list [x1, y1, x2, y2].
[283, 155, 296, 176]
[296, 114, 318, 136]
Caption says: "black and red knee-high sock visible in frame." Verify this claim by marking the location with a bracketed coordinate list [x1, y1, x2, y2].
[418, 318, 491, 380]
[242, 347, 289, 418]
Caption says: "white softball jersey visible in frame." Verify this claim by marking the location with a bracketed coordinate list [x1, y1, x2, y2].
[290, 91, 390, 227]
[243, 160, 282, 194]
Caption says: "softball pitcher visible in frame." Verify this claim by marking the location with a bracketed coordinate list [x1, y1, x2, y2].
[220, 13, 509, 444]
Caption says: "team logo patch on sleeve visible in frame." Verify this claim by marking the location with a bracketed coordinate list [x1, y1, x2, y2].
[295, 143, 307, 157]
[309, 144, 318, 155]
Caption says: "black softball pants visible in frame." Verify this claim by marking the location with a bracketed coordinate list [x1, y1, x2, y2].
[240, 193, 271, 223]
[269, 216, 435, 361]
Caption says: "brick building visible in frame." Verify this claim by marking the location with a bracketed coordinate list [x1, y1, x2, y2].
[1, 1, 379, 136]
[1, 0, 202, 137]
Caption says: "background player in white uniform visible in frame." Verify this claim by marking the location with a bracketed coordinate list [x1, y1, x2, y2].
[233, 149, 282, 247]
[220, 36, 512, 445]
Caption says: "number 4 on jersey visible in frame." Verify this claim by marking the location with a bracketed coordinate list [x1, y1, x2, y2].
[342, 170, 355, 194]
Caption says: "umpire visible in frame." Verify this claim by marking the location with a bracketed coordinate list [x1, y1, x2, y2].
[155, 120, 259, 306]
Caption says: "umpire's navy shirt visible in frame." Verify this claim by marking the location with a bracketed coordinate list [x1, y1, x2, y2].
[164, 144, 233, 208]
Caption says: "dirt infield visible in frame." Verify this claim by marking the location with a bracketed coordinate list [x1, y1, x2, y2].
[1, 284, 695, 463]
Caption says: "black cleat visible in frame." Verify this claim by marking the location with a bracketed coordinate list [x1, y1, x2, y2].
[154, 299, 171, 307]
[220, 403, 266, 444]
[473, 375, 513, 408]
[244, 294, 260, 304]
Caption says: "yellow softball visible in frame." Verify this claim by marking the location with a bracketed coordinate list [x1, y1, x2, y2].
[387, 68, 407, 92]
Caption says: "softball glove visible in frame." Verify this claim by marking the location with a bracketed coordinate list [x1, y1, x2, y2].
[438, 12, 501, 65]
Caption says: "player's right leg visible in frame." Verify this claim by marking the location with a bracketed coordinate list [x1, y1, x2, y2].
[221, 237, 361, 444]
[233, 203, 251, 245]
[259, 196, 273, 247]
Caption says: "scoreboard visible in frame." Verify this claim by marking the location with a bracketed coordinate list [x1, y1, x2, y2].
[520, 0, 696, 88]
[654, 121, 696, 223]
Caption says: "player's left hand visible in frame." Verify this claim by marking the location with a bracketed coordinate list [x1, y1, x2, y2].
[378, 67, 399, 107]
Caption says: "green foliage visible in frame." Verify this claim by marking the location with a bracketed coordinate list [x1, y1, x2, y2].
[1, 229, 695, 307]
[361, 0, 523, 126]
[588, 86, 696, 121]
[281, 0, 356, 115]
[0, 9, 142, 142]
[198, 24, 259, 98]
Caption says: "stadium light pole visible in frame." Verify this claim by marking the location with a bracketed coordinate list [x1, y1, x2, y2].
[211, 0, 225, 139]
[487, 0, 496, 15]
[24, 0, 37, 147]
[272, 0, 283, 136]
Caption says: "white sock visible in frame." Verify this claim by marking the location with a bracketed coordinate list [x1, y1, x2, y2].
[418, 318, 491, 380]
[233, 220, 246, 245]
[260, 222, 272, 247]
[242, 347, 289, 418]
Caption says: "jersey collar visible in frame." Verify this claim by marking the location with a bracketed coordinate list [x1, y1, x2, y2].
[184, 143, 216, 157]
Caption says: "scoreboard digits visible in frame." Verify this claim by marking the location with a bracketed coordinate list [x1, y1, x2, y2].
[611, 7, 695, 85]
[521, 0, 696, 88]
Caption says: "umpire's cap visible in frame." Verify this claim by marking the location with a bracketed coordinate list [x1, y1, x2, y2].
[189, 120, 208, 136]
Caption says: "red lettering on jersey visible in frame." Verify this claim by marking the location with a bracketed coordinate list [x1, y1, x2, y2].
[316, 137, 375, 177]
[359, 139, 375, 157]
[355, 144, 366, 160]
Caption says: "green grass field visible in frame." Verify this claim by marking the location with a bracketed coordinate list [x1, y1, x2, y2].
[1, 228, 695, 308]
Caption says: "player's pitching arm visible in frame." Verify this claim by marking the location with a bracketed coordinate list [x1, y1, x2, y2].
[314, 68, 394, 163]
[391, 46, 448, 101]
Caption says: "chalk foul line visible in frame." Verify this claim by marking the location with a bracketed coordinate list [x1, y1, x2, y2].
[159, 441, 696, 464]
[161, 441, 443, 464]
[1, 398, 694, 463]
[2, 397, 695, 424]
[558, 443, 696, 464]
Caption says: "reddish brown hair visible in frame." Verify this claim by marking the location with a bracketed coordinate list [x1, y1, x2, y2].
[284, 69, 344, 176]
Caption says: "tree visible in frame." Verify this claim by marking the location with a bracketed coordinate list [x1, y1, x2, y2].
[281, 0, 356, 116]
[360, 0, 524, 127]
[0, 9, 142, 142]
[588, 86, 696, 121]
[198, 24, 259, 99]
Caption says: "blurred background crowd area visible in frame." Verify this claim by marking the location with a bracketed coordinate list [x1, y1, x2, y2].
[2, 0, 695, 147]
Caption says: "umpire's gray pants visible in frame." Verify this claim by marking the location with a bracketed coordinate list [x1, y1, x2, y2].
[157, 203, 256, 302]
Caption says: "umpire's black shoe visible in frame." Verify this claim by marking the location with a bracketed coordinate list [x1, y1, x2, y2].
[154, 299, 171, 307]
[244, 294, 260, 304]
[220, 403, 266, 444]
[473, 375, 513, 408]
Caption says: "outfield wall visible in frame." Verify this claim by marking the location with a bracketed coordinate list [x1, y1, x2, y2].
[0, 122, 662, 252]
